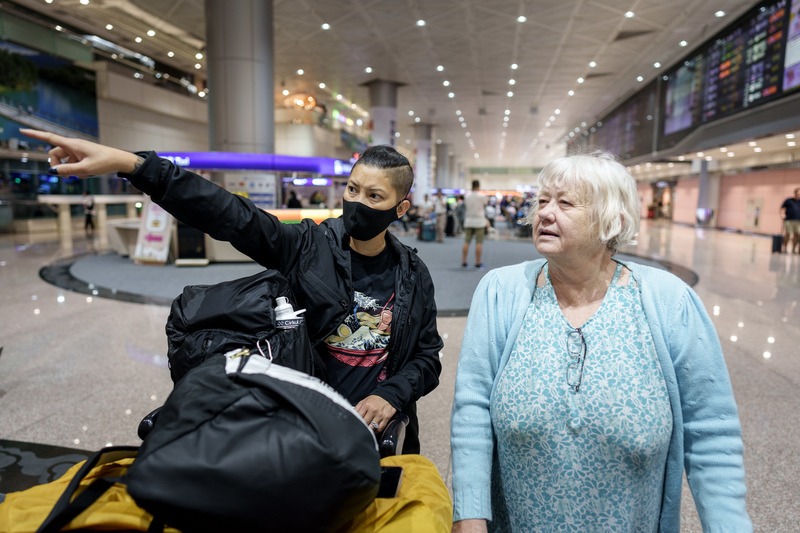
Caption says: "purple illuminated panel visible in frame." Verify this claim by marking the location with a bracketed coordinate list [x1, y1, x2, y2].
[158, 152, 353, 176]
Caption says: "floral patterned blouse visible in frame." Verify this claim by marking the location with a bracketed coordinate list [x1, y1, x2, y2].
[491, 261, 673, 532]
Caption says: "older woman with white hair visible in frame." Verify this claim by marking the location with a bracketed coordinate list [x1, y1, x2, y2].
[450, 151, 751, 532]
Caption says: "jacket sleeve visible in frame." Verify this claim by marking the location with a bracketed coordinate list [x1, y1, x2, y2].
[124, 151, 305, 271]
[449, 272, 505, 522]
[671, 287, 752, 532]
[372, 264, 443, 409]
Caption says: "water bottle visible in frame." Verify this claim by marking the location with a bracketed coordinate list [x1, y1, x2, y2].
[274, 296, 306, 329]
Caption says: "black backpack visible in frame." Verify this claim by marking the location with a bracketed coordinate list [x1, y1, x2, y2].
[164, 269, 323, 383]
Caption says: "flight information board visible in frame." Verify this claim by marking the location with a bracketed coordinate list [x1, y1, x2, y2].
[659, 0, 800, 150]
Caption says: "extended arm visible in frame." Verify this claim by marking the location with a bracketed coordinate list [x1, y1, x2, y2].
[22, 129, 141, 177]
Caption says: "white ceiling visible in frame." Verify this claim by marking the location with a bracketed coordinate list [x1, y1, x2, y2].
[9, 0, 775, 171]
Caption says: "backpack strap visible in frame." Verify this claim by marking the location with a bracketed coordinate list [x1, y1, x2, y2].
[35, 446, 155, 533]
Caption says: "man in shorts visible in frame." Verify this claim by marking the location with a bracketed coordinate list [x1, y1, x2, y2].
[781, 188, 800, 253]
[462, 180, 488, 269]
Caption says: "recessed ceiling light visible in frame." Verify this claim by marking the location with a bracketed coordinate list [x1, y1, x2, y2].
[456, 110, 461, 115]
[449, 92, 455, 98]
[786, 134, 796, 139]
[408, 110, 414, 116]
[507, 91, 514, 97]
[720, 147, 727, 152]
[749, 141, 758, 146]
[546, 122, 551, 127]
[194, 63, 201, 69]
[517, 16, 527, 23]
[511, 63, 518, 70]
[577, 77, 584, 83]
[715, 11, 726, 17]
[589, 61, 596, 68]
[437, 65, 444, 71]
[697, 152, 704, 157]
[167, 51, 174, 57]
[503, 117, 509, 122]
[415, 117, 420, 122]
[705, 156, 713, 161]
[336, 94, 342, 100]
[654, 62, 661, 68]
[80, 0, 89, 4]
[637, 76, 644, 82]
[443, 80, 450, 86]
[147, 30, 156, 37]
[282, 89, 289, 95]
[625, 11, 635, 18]
[416, 20, 426, 26]
[679, 40, 688, 47]
[106, 24, 113, 30]
[319, 82, 325, 88]
[135, 37, 142, 43]
[196, 53, 203, 60]
[727, 152, 735, 157]
[550, 116, 556, 121]
[555, 109, 561, 115]
[678, 155, 685, 161]
[321, 23, 330, 30]
[754, 147, 762, 152]
[365, 67, 372, 73]
[789, 141, 797, 147]
[568, 90, 574, 96]
[297, 69, 304, 75]
[508, 79, 516, 85]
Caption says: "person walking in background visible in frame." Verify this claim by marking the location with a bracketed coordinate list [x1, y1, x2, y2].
[434, 192, 447, 242]
[286, 190, 302, 208]
[81, 190, 95, 241]
[462, 180, 487, 269]
[780, 187, 800, 253]
[450, 151, 750, 532]
[454, 195, 465, 236]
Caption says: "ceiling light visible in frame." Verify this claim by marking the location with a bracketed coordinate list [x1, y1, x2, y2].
[443, 80, 450, 86]
[715, 11, 726, 17]
[336, 94, 342, 100]
[466, 132, 470, 137]
[282, 89, 289, 95]
[577, 77, 584, 83]
[555, 109, 561, 114]
[720, 147, 727, 152]
[409, 110, 414, 116]
[589, 61, 596, 68]
[321, 23, 331, 30]
[416, 20, 426, 26]
[319, 82, 326, 88]
[297, 69, 304, 75]
[754, 147, 762, 152]
[45, 0, 53, 3]
[474, 153, 480, 158]
[511, 63, 518, 69]
[395, 132, 401, 137]
[679, 40, 688, 47]
[456, 110, 461, 115]
[459, 117, 464, 122]
[505, 109, 511, 115]
[503, 117, 509, 122]
[625, 11, 635, 18]
[705, 156, 713, 161]
[194, 63, 201, 69]
[415, 117, 420, 122]
[135, 37, 142, 43]
[147, 30, 156, 37]
[546, 122, 551, 127]
[106, 24, 113, 30]
[727, 152, 735, 157]
[507, 91, 514, 97]
[508, 79, 516, 85]
[517, 16, 527, 23]
[80, 0, 89, 4]
[449, 92, 455, 98]
[787, 134, 796, 139]
[437, 65, 444, 71]
[198, 91, 206, 97]
[539, 131, 544, 137]
[749, 141, 758, 146]
[55, 25, 63, 31]
[678, 155, 685, 161]
[365, 67, 372, 73]
[351, 104, 357, 109]
[637, 76, 644, 82]
[168, 51, 174, 57]
[461, 123, 467, 128]
[654, 62, 661, 68]
[789, 141, 798, 147]
[697, 152, 704, 157]
[568, 90, 574, 96]
[357, 119, 363, 126]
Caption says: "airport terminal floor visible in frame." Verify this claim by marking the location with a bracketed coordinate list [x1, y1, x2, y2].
[1, 220, 799, 531]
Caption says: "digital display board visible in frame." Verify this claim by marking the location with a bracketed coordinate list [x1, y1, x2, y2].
[659, 0, 800, 150]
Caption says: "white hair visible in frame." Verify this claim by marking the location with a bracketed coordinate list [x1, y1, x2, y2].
[525, 151, 640, 254]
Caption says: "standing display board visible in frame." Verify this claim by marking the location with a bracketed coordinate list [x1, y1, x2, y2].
[133, 199, 174, 265]
[223, 172, 277, 210]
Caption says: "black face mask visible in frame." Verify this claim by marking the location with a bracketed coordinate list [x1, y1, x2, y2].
[342, 199, 403, 241]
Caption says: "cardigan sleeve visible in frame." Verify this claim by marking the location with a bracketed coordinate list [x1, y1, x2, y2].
[670, 287, 752, 532]
[450, 272, 504, 522]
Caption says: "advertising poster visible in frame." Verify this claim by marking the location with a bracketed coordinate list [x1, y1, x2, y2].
[133, 199, 174, 265]
[223, 172, 277, 210]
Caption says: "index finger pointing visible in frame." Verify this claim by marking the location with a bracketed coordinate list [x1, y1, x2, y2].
[19, 129, 67, 146]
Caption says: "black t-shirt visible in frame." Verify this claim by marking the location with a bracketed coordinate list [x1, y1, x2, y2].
[324, 245, 397, 404]
[782, 198, 800, 220]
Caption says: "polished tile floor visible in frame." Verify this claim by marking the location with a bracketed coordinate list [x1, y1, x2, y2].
[1, 220, 798, 531]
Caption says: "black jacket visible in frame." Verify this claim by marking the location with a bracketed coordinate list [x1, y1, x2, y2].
[126, 152, 443, 453]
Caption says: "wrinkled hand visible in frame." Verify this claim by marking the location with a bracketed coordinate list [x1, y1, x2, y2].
[452, 519, 488, 533]
[354, 395, 397, 433]
[20, 129, 140, 178]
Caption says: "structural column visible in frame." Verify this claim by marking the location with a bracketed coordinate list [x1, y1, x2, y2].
[435, 142, 449, 190]
[363, 79, 403, 147]
[205, 0, 274, 154]
[413, 124, 434, 206]
[696, 160, 720, 226]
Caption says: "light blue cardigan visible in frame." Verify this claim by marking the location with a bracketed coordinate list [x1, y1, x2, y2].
[450, 259, 752, 532]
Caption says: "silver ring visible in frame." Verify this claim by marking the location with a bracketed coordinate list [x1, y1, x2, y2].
[370, 421, 379, 429]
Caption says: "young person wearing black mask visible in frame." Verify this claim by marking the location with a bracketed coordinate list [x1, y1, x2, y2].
[22, 129, 443, 454]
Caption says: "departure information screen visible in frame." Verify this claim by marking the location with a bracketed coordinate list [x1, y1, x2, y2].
[659, 0, 800, 150]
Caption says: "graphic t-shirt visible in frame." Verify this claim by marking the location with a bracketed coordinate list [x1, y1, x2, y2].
[324, 245, 396, 404]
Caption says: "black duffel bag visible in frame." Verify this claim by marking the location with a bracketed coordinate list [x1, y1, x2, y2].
[126, 351, 381, 532]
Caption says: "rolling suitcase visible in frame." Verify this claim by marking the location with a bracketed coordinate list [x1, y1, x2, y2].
[772, 234, 783, 253]
[417, 220, 436, 242]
